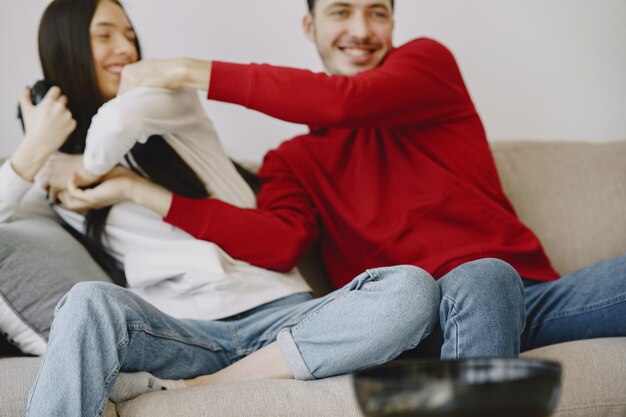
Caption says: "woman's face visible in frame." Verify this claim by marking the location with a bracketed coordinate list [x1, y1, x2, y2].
[90, 0, 139, 101]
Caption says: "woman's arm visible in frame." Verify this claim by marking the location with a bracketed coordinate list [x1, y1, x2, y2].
[82, 87, 205, 177]
[11, 87, 76, 182]
[40, 87, 207, 198]
[0, 87, 76, 223]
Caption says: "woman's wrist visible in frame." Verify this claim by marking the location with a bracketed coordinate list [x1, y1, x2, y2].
[10, 139, 54, 182]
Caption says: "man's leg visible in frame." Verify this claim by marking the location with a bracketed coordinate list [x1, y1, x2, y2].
[26, 282, 231, 417]
[522, 254, 626, 351]
[437, 258, 526, 359]
[188, 265, 441, 384]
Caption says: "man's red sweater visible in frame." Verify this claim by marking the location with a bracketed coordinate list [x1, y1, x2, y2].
[164, 38, 560, 288]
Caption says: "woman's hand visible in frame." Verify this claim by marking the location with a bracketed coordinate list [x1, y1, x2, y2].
[38, 153, 102, 204]
[57, 166, 173, 217]
[10, 87, 77, 181]
[57, 166, 138, 211]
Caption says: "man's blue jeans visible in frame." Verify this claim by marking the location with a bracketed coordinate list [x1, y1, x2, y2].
[522, 253, 626, 350]
[407, 253, 626, 357]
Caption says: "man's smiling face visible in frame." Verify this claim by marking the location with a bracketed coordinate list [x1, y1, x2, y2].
[303, 0, 394, 76]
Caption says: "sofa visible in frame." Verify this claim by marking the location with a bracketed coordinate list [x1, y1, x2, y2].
[1, 140, 625, 417]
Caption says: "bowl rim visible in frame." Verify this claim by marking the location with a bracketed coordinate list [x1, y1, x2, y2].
[353, 357, 562, 383]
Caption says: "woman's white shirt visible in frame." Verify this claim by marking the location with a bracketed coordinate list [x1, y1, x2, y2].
[0, 162, 55, 222]
[0, 87, 310, 320]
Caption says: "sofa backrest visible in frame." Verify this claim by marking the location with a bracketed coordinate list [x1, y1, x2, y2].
[491, 140, 626, 276]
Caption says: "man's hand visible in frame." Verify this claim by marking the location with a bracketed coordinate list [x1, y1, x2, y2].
[118, 58, 212, 95]
[37, 153, 101, 204]
[10, 87, 77, 182]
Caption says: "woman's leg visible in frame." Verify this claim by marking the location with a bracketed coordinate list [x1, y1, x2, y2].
[188, 264, 441, 384]
[522, 253, 626, 351]
[26, 282, 231, 417]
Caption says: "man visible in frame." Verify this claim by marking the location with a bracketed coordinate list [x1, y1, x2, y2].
[115, 0, 532, 363]
[117, 0, 626, 357]
[86, 0, 626, 381]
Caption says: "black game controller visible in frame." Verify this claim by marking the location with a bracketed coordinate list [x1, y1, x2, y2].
[17, 79, 54, 132]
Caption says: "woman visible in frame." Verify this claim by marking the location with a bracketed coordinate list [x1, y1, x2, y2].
[5, 1, 439, 416]
[3, 0, 309, 322]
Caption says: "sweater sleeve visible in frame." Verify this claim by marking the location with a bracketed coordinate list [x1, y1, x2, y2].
[208, 38, 476, 128]
[83, 87, 205, 175]
[163, 151, 319, 271]
[0, 160, 35, 223]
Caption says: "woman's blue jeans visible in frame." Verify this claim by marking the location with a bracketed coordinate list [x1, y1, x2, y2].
[27, 264, 443, 417]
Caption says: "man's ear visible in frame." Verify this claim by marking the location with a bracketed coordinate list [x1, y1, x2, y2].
[302, 14, 315, 42]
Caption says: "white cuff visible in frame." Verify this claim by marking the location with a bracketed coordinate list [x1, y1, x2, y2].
[0, 160, 33, 222]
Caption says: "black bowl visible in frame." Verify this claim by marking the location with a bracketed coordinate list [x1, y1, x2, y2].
[353, 358, 561, 417]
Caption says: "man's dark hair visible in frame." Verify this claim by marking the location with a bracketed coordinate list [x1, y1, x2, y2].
[307, 0, 395, 12]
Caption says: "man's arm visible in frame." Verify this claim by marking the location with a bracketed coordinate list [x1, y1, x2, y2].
[164, 152, 320, 272]
[209, 38, 475, 128]
[59, 154, 320, 272]
[58, 166, 173, 215]
[120, 39, 476, 129]
[119, 58, 212, 94]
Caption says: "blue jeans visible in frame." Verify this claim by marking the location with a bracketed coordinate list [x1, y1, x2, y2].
[26, 265, 441, 417]
[403, 254, 626, 358]
[522, 253, 626, 350]
[436, 258, 525, 358]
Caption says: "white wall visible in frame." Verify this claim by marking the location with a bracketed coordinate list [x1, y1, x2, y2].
[1, 0, 625, 163]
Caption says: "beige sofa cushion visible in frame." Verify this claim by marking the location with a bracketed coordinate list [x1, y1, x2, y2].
[522, 338, 626, 417]
[112, 338, 626, 417]
[117, 375, 361, 417]
[2, 338, 626, 417]
[0, 357, 117, 417]
[0, 358, 40, 417]
[491, 141, 626, 275]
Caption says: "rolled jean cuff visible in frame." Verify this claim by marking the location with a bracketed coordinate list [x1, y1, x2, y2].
[276, 328, 314, 381]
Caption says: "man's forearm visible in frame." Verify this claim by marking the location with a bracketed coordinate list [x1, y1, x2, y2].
[119, 59, 212, 94]
[180, 59, 212, 91]
[129, 176, 173, 217]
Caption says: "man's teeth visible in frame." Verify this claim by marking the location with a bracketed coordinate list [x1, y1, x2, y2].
[343, 48, 371, 57]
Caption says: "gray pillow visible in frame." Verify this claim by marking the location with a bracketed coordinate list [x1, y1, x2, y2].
[0, 216, 112, 355]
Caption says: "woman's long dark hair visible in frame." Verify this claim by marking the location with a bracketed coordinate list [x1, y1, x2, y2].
[38, 0, 208, 286]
